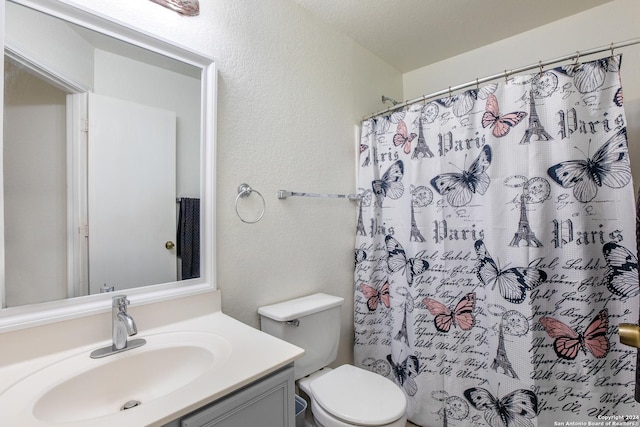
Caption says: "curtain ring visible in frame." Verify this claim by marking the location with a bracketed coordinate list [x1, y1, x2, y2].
[538, 61, 543, 77]
[235, 183, 265, 224]
[573, 51, 580, 66]
[448, 86, 452, 98]
[476, 78, 479, 90]
[504, 70, 509, 84]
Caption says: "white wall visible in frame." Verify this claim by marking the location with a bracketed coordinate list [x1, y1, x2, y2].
[93, 50, 201, 197]
[6, 1, 94, 88]
[403, 0, 640, 191]
[59, 0, 403, 367]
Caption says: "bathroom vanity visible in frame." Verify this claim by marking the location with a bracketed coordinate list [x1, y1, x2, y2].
[0, 290, 303, 427]
[162, 365, 295, 427]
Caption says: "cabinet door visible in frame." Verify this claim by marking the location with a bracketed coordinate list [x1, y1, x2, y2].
[179, 365, 295, 427]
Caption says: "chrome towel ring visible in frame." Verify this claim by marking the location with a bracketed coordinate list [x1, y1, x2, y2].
[235, 183, 265, 224]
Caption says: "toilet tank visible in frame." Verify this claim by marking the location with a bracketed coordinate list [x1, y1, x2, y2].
[258, 293, 344, 380]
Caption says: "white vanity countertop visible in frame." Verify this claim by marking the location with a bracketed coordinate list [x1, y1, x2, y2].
[0, 290, 304, 427]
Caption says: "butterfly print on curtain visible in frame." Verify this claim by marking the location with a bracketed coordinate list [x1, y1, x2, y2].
[431, 145, 492, 207]
[475, 240, 547, 304]
[547, 127, 631, 203]
[614, 87, 624, 107]
[372, 160, 404, 207]
[393, 120, 417, 155]
[359, 282, 391, 311]
[558, 57, 619, 93]
[464, 387, 538, 427]
[481, 93, 527, 138]
[602, 241, 639, 298]
[385, 235, 429, 285]
[387, 353, 420, 396]
[436, 83, 498, 118]
[423, 292, 476, 333]
[539, 309, 609, 360]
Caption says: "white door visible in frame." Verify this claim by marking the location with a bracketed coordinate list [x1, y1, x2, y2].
[88, 93, 177, 293]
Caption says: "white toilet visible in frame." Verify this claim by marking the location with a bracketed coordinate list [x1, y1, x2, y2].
[258, 293, 407, 427]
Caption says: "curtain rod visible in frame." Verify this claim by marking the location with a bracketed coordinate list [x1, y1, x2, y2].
[364, 37, 640, 120]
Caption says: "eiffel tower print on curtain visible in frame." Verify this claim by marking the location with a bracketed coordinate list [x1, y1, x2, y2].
[508, 176, 549, 247]
[520, 90, 553, 144]
[409, 202, 426, 242]
[510, 189, 543, 247]
[491, 321, 519, 379]
[412, 117, 435, 159]
[356, 197, 367, 236]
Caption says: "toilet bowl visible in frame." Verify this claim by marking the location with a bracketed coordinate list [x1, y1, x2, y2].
[298, 366, 407, 427]
[258, 293, 408, 427]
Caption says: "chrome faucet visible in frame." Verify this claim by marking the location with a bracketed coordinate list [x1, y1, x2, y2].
[90, 295, 146, 358]
[112, 295, 137, 350]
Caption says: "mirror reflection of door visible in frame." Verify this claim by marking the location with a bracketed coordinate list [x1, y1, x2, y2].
[87, 92, 177, 293]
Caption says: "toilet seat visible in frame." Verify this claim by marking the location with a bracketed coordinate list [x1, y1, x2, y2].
[309, 365, 406, 426]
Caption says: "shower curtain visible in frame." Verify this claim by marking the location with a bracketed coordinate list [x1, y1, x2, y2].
[354, 55, 640, 426]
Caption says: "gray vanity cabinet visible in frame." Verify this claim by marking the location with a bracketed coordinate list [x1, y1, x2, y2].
[163, 365, 295, 427]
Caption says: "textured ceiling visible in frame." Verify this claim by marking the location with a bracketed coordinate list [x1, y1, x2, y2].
[293, 0, 613, 72]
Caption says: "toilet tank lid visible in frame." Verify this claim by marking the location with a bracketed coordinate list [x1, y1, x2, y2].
[258, 293, 344, 321]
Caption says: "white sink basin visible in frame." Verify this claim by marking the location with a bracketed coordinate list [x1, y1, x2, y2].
[1, 331, 231, 424]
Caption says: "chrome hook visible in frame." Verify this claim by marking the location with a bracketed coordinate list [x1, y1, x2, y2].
[610, 42, 615, 59]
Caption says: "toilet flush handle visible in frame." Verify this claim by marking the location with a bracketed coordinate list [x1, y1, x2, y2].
[286, 319, 300, 327]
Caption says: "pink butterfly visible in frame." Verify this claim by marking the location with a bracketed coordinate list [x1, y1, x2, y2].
[423, 292, 476, 333]
[393, 121, 416, 154]
[539, 309, 609, 360]
[481, 94, 527, 138]
[359, 282, 390, 311]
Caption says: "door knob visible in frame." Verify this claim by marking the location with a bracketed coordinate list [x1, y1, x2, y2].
[619, 323, 640, 348]
[165, 241, 175, 250]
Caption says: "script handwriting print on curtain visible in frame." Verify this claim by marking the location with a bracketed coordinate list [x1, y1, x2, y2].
[354, 55, 639, 426]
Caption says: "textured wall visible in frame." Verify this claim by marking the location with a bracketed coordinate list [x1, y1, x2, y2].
[62, 0, 403, 367]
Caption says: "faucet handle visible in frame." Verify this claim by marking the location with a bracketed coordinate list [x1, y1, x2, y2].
[112, 295, 130, 309]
